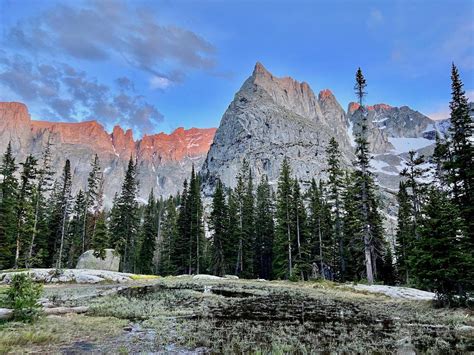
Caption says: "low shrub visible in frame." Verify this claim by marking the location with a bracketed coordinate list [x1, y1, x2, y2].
[6, 273, 43, 322]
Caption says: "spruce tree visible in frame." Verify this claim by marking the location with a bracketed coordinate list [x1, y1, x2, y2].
[138, 190, 158, 274]
[325, 137, 346, 280]
[274, 158, 294, 279]
[210, 180, 228, 276]
[50, 160, 73, 269]
[254, 175, 274, 280]
[400, 151, 429, 239]
[0, 142, 18, 269]
[411, 188, 474, 306]
[82, 154, 103, 253]
[91, 212, 109, 260]
[14, 155, 38, 268]
[159, 197, 178, 275]
[175, 179, 191, 274]
[241, 166, 256, 278]
[66, 190, 87, 267]
[109, 156, 140, 272]
[26, 137, 54, 268]
[395, 181, 413, 284]
[447, 64, 473, 243]
[291, 178, 308, 279]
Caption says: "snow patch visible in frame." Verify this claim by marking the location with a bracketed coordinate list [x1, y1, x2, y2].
[388, 137, 433, 154]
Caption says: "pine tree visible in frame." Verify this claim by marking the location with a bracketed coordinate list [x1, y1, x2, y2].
[91, 212, 108, 260]
[291, 178, 308, 279]
[50, 160, 73, 269]
[307, 179, 333, 280]
[341, 172, 364, 281]
[226, 189, 240, 274]
[0, 142, 18, 269]
[254, 175, 274, 280]
[183, 167, 206, 274]
[159, 197, 178, 275]
[400, 151, 428, 239]
[175, 179, 191, 274]
[109, 156, 140, 272]
[353, 68, 378, 284]
[82, 154, 103, 253]
[395, 182, 413, 284]
[66, 190, 87, 267]
[241, 166, 256, 278]
[138, 190, 158, 274]
[446, 64, 473, 243]
[274, 158, 294, 279]
[325, 137, 346, 280]
[14, 155, 38, 268]
[210, 180, 228, 276]
[26, 137, 54, 268]
[411, 188, 474, 306]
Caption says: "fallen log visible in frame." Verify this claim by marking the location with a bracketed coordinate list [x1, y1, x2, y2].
[0, 306, 89, 320]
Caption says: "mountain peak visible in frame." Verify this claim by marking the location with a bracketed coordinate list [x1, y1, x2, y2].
[318, 89, 335, 100]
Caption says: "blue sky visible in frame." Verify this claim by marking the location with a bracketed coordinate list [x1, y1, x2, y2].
[1, 0, 473, 137]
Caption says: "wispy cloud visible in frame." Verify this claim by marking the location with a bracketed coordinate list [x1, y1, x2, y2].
[367, 9, 384, 29]
[0, 0, 217, 135]
[0, 54, 163, 134]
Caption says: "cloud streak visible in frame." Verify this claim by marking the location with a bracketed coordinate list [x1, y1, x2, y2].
[6, 0, 216, 81]
[0, 54, 163, 134]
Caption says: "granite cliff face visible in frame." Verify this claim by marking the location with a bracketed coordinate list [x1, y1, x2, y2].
[0, 102, 216, 206]
[201, 63, 443, 197]
[200, 62, 354, 192]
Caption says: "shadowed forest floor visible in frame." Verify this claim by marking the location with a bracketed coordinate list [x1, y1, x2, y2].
[0, 276, 473, 353]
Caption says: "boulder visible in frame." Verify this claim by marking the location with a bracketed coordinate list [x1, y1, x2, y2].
[192, 274, 223, 280]
[76, 249, 120, 272]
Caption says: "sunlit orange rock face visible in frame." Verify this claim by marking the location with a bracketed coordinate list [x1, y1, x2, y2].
[0, 101, 216, 206]
[347, 102, 393, 114]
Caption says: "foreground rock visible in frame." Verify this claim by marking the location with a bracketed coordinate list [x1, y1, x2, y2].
[351, 284, 435, 300]
[0, 269, 134, 284]
[76, 249, 120, 272]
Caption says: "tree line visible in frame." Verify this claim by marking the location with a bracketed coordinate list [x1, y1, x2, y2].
[0, 66, 472, 306]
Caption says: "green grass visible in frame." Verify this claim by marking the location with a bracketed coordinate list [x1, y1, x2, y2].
[0, 314, 127, 354]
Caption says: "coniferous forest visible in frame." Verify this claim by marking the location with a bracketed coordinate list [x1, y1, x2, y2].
[0, 66, 472, 307]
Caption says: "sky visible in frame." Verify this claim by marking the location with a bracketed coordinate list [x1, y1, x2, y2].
[0, 0, 473, 137]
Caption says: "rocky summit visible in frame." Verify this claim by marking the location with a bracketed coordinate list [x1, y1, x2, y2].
[0, 102, 216, 206]
[1, 63, 444, 203]
[201, 62, 439, 194]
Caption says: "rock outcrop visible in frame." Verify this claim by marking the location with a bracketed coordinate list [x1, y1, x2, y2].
[76, 249, 120, 272]
[201, 62, 354, 192]
[0, 102, 216, 206]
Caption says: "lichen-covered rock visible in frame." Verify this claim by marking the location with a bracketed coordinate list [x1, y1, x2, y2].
[76, 249, 120, 272]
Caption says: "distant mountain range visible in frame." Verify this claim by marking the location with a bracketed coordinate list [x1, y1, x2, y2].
[1, 62, 459, 206]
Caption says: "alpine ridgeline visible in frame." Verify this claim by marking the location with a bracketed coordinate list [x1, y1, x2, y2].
[201, 62, 440, 193]
[0, 102, 216, 206]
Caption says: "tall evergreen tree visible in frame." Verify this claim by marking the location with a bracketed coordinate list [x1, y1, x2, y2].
[291, 178, 308, 279]
[109, 156, 140, 272]
[82, 154, 103, 253]
[159, 197, 178, 275]
[411, 188, 474, 306]
[254, 175, 274, 280]
[26, 137, 54, 268]
[353, 68, 377, 284]
[186, 167, 205, 274]
[0, 142, 18, 269]
[175, 179, 191, 274]
[400, 151, 428, 239]
[325, 137, 346, 280]
[138, 190, 158, 274]
[14, 155, 37, 268]
[395, 181, 413, 284]
[274, 158, 294, 279]
[66, 190, 87, 267]
[210, 180, 229, 276]
[446, 64, 473, 243]
[91, 212, 109, 260]
[50, 160, 73, 269]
